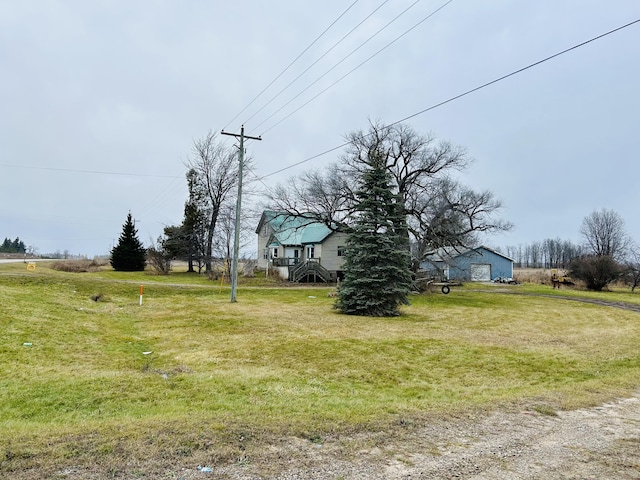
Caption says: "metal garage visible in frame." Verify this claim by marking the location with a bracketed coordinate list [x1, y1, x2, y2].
[421, 246, 514, 282]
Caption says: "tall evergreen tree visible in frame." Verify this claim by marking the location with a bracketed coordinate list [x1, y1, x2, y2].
[1, 238, 13, 252]
[182, 168, 208, 273]
[11, 237, 26, 253]
[335, 150, 412, 317]
[110, 213, 147, 271]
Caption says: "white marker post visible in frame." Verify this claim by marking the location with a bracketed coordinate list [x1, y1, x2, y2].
[139, 285, 144, 306]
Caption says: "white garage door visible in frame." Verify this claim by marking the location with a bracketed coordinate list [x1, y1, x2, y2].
[470, 264, 491, 281]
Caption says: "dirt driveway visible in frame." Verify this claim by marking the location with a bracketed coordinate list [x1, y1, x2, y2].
[51, 393, 637, 479]
[146, 392, 637, 480]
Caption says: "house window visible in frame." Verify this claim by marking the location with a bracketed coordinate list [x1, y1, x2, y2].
[337, 246, 345, 257]
[262, 249, 268, 260]
[272, 248, 278, 258]
[294, 249, 299, 258]
[306, 245, 315, 259]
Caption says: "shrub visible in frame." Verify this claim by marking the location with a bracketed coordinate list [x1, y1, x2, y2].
[569, 255, 624, 291]
[146, 246, 172, 275]
[51, 259, 107, 273]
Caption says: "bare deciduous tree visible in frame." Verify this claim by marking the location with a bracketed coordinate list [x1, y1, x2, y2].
[623, 243, 640, 292]
[270, 169, 355, 229]
[212, 203, 257, 280]
[147, 236, 172, 275]
[408, 177, 509, 263]
[269, 121, 510, 264]
[580, 208, 630, 260]
[186, 131, 239, 274]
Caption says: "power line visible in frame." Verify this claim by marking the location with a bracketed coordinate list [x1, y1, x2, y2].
[389, 17, 640, 128]
[253, 0, 430, 133]
[259, 17, 640, 179]
[258, 0, 453, 135]
[242, 0, 392, 126]
[245, 164, 278, 196]
[138, 176, 185, 222]
[261, 142, 350, 179]
[222, 1, 359, 131]
[0, 163, 181, 179]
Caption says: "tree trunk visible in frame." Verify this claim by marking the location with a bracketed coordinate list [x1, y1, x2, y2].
[187, 238, 195, 273]
[205, 207, 219, 274]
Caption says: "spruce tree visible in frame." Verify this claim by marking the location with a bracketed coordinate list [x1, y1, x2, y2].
[182, 168, 208, 273]
[1, 238, 12, 252]
[335, 151, 412, 316]
[110, 213, 147, 271]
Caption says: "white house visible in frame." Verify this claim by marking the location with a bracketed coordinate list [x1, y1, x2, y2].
[256, 210, 348, 282]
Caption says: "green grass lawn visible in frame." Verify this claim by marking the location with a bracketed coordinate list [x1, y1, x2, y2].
[1, 262, 639, 475]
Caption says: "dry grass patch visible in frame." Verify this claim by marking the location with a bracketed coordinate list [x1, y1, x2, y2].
[50, 258, 109, 273]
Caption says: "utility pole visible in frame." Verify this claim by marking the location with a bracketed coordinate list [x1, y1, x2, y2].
[221, 125, 261, 303]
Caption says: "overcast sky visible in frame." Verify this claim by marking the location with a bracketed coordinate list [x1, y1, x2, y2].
[1, 1, 639, 257]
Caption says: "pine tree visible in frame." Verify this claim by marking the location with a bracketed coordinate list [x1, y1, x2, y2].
[12, 237, 26, 253]
[335, 151, 412, 316]
[182, 168, 208, 273]
[110, 213, 147, 271]
[1, 238, 12, 253]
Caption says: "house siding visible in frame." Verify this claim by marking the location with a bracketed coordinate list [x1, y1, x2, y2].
[256, 222, 273, 269]
[316, 231, 348, 273]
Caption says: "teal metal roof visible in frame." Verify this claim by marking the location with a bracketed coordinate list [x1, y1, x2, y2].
[264, 211, 332, 246]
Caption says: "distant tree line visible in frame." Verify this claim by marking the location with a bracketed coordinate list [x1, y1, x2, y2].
[0, 237, 27, 254]
[502, 209, 640, 292]
[501, 239, 584, 269]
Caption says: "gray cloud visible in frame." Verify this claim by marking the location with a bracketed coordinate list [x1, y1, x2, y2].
[1, 0, 639, 256]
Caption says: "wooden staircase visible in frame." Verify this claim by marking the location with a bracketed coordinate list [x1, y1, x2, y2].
[290, 260, 332, 283]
